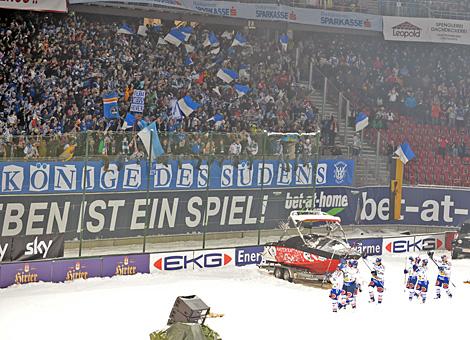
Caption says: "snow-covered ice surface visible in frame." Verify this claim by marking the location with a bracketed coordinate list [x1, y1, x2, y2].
[0, 255, 468, 340]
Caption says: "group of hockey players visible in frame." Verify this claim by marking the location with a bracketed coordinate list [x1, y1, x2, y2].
[328, 251, 453, 312]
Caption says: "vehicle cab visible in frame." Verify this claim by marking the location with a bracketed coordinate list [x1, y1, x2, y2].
[452, 222, 470, 259]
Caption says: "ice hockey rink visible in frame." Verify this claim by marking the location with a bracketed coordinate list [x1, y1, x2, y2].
[0, 255, 468, 340]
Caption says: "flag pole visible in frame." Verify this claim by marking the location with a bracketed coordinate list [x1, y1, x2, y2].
[78, 131, 89, 257]
[143, 130, 153, 253]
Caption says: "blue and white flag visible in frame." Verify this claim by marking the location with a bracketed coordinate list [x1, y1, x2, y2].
[395, 142, 416, 164]
[355, 112, 369, 132]
[231, 32, 247, 47]
[164, 28, 186, 46]
[179, 26, 193, 41]
[103, 91, 119, 119]
[138, 122, 164, 160]
[171, 99, 183, 119]
[203, 31, 219, 47]
[217, 68, 238, 83]
[208, 112, 224, 123]
[117, 24, 134, 35]
[122, 112, 136, 130]
[234, 84, 250, 97]
[177, 96, 201, 116]
[184, 56, 194, 66]
[137, 118, 148, 130]
[279, 34, 288, 51]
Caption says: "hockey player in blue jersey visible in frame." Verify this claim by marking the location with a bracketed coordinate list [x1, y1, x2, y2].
[429, 252, 453, 299]
[415, 258, 429, 303]
[367, 257, 385, 304]
[404, 256, 420, 301]
[329, 263, 345, 312]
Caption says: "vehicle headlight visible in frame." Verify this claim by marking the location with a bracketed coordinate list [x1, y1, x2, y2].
[457, 239, 463, 245]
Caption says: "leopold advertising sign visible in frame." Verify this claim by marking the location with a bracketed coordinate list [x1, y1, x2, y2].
[384, 16, 470, 46]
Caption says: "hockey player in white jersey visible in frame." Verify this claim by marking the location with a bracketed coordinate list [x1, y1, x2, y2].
[404, 256, 420, 301]
[415, 258, 429, 303]
[429, 252, 453, 299]
[342, 259, 360, 309]
[329, 263, 345, 312]
[367, 257, 385, 304]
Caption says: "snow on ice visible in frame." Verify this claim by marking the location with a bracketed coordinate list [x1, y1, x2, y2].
[0, 256, 468, 340]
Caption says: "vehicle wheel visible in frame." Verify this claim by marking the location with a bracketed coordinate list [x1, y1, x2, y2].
[283, 269, 292, 282]
[274, 267, 283, 279]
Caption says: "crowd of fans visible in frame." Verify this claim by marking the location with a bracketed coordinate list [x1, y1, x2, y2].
[379, 0, 470, 18]
[300, 34, 470, 133]
[298, 32, 470, 183]
[0, 12, 327, 161]
[3, 9, 470, 185]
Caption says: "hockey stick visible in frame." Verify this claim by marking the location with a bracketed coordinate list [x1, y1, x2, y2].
[360, 256, 372, 271]
[403, 257, 408, 293]
[427, 253, 456, 288]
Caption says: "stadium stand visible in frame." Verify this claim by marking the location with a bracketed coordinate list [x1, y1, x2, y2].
[2, 9, 470, 186]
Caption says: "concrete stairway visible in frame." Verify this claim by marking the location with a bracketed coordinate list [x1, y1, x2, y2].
[309, 90, 390, 186]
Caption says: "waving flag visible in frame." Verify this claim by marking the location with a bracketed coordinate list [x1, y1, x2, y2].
[279, 34, 288, 51]
[217, 68, 238, 83]
[137, 25, 148, 37]
[185, 44, 195, 53]
[234, 84, 250, 97]
[157, 37, 168, 45]
[208, 32, 219, 47]
[221, 30, 233, 39]
[178, 96, 201, 116]
[208, 112, 224, 123]
[179, 26, 193, 41]
[117, 24, 134, 35]
[210, 46, 220, 55]
[212, 86, 221, 96]
[355, 112, 369, 132]
[171, 99, 183, 119]
[164, 28, 186, 46]
[122, 112, 136, 130]
[184, 56, 194, 66]
[103, 91, 119, 119]
[138, 122, 164, 160]
[395, 142, 416, 164]
[231, 32, 247, 47]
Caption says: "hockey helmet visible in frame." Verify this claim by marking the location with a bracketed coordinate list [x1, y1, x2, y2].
[441, 254, 448, 262]
[422, 259, 428, 266]
[375, 257, 382, 264]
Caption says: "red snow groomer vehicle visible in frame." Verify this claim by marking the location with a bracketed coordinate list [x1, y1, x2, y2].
[259, 210, 361, 283]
